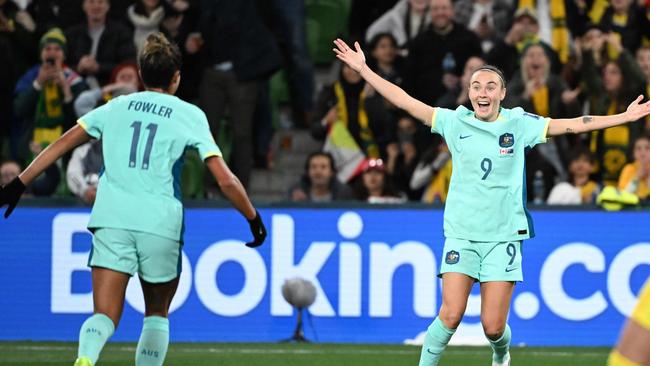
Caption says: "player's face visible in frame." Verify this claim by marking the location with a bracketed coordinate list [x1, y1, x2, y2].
[308, 155, 333, 186]
[633, 138, 650, 164]
[468, 70, 505, 122]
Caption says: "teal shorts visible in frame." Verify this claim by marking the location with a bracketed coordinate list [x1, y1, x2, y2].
[89, 228, 182, 283]
[438, 238, 523, 282]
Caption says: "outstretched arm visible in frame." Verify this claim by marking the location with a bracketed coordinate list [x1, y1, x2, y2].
[21, 125, 91, 184]
[547, 95, 650, 136]
[333, 39, 435, 126]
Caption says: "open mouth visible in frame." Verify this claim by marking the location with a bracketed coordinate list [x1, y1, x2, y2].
[476, 101, 490, 113]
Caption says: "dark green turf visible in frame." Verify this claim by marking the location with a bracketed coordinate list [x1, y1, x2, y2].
[0, 342, 610, 366]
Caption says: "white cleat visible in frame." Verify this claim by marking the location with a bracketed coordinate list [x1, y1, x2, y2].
[492, 352, 510, 366]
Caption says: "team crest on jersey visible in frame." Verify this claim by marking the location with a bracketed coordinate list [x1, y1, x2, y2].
[499, 133, 514, 147]
[445, 250, 460, 265]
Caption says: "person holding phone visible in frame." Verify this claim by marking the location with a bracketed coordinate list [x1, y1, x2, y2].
[13, 27, 87, 164]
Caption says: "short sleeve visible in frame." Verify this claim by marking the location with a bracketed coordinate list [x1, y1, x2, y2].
[77, 99, 112, 139]
[430, 107, 456, 138]
[518, 110, 550, 148]
[188, 108, 222, 160]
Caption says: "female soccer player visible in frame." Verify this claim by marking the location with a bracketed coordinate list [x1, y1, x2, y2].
[0, 33, 266, 366]
[332, 38, 650, 366]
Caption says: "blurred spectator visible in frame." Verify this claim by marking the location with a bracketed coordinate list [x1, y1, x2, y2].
[435, 55, 485, 109]
[367, 32, 405, 86]
[128, 0, 166, 55]
[1, 0, 37, 160]
[354, 158, 406, 203]
[618, 133, 650, 203]
[365, 0, 430, 49]
[592, 0, 649, 56]
[486, 7, 561, 80]
[65, 0, 136, 89]
[68, 61, 141, 204]
[27, 0, 84, 38]
[263, 0, 314, 128]
[636, 45, 650, 131]
[403, 0, 482, 107]
[385, 115, 421, 200]
[13, 28, 87, 163]
[66, 140, 101, 203]
[311, 63, 393, 159]
[504, 43, 582, 187]
[161, 0, 201, 102]
[73, 61, 141, 116]
[453, 0, 512, 54]
[348, 0, 398, 43]
[1, 158, 60, 196]
[547, 147, 600, 205]
[581, 34, 646, 186]
[288, 152, 355, 202]
[197, 0, 282, 190]
[410, 142, 452, 203]
[512, 1, 571, 65]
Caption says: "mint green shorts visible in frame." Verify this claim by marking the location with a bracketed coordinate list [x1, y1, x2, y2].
[438, 238, 523, 282]
[89, 228, 182, 283]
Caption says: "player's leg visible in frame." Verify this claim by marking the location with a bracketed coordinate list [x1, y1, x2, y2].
[75, 229, 136, 366]
[608, 279, 650, 366]
[135, 277, 179, 366]
[480, 281, 514, 366]
[134, 232, 182, 366]
[420, 238, 479, 366]
[478, 241, 522, 366]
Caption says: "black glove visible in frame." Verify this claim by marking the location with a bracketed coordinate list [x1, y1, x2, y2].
[0, 177, 26, 218]
[245, 210, 267, 248]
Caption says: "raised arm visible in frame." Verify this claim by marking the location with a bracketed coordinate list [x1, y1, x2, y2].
[333, 39, 435, 126]
[547, 95, 650, 137]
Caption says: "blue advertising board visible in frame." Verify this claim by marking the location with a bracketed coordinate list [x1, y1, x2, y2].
[0, 207, 648, 346]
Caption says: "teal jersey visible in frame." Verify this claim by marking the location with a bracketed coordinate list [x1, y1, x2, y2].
[431, 105, 550, 241]
[78, 91, 221, 240]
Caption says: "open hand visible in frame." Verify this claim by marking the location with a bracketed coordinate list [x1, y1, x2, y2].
[626, 95, 650, 122]
[333, 38, 366, 73]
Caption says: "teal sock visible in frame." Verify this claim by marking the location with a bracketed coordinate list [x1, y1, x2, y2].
[488, 324, 511, 363]
[78, 313, 115, 364]
[135, 316, 170, 366]
[419, 317, 456, 366]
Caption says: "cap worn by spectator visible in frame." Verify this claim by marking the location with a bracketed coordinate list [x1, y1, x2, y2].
[362, 158, 385, 173]
[39, 27, 67, 53]
[514, 7, 538, 23]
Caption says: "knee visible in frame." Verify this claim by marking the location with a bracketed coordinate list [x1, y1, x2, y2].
[482, 321, 506, 340]
[439, 308, 464, 329]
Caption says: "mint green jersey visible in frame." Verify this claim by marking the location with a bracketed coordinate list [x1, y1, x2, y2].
[431, 105, 550, 241]
[78, 91, 222, 240]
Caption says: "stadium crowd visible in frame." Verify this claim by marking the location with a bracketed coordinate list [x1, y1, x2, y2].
[1, 0, 649, 206]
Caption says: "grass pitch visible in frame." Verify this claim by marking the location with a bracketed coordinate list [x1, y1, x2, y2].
[0, 342, 609, 365]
